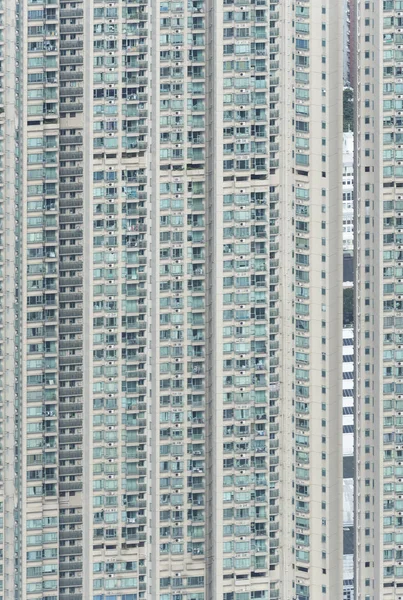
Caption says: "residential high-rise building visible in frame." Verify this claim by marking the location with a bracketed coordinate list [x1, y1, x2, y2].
[343, 0, 352, 86]
[0, 0, 343, 598]
[342, 327, 354, 600]
[343, 131, 354, 256]
[355, 0, 403, 598]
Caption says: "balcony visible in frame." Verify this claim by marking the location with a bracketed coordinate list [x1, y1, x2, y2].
[59, 229, 83, 240]
[60, 24, 84, 34]
[59, 530, 83, 540]
[60, 8, 83, 17]
[60, 71, 84, 81]
[59, 213, 83, 224]
[60, 135, 83, 144]
[59, 182, 83, 193]
[59, 434, 83, 444]
[59, 402, 83, 413]
[59, 562, 83, 571]
[60, 40, 83, 50]
[59, 450, 82, 460]
[60, 103, 83, 113]
[59, 547, 83, 556]
[60, 56, 83, 66]
[59, 198, 83, 209]
[59, 481, 83, 491]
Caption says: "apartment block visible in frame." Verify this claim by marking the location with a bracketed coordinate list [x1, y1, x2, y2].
[355, 0, 403, 598]
[0, 0, 344, 598]
[342, 327, 354, 600]
[343, 132, 354, 256]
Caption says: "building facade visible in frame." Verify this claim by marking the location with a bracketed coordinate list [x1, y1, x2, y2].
[343, 132, 354, 256]
[342, 327, 354, 600]
[0, 0, 343, 598]
[355, 0, 403, 598]
[343, 0, 351, 86]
